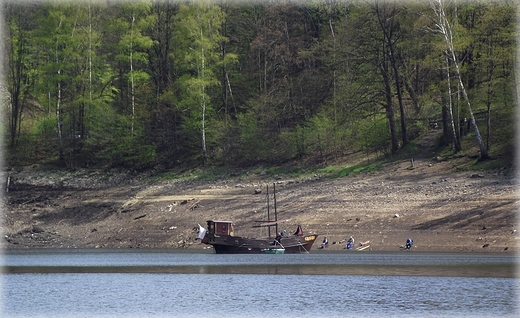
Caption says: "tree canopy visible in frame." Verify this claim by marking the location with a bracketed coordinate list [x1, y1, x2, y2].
[3, 0, 516, 169]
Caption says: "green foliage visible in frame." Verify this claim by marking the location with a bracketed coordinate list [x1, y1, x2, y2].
[406, 120, 427, 141]
[305, 116, 337, 158]
[351, 114, 392, 156]
[461, 157, 512, 172]
[110, 135, 156, 169]
[92, 113, 156, 169]
[30, 116, 58, 136]
[3, 1, 516, 171]
[232, 111, 271, 165]
[171, 1, 228, 160]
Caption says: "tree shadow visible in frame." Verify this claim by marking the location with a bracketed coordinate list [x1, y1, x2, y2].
[34, 202, 116, 226]
[412, 199, 516, 230]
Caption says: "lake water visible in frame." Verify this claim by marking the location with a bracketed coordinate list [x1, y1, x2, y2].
[1, 249, 518, 318]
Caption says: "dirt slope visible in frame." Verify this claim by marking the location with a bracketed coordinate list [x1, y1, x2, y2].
[2, 132, 518, 253]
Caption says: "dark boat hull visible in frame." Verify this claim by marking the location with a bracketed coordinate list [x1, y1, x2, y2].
[203, 234, 318, 254]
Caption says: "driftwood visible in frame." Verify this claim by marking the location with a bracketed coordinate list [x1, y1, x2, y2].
[186, 200, 202, 212]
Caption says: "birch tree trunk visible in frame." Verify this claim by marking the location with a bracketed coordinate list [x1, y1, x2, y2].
[329, 19, 337, 124]
[431, 0, 488, 160]
[56, 18, 64, 159]
[130, 13, 136, 136]
[445, 52, 461, 152]
[88, 3, 92, 115]
[201, 41, 207, 162]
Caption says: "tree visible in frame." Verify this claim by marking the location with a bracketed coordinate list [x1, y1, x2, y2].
[349, 4, 399, 154]
[174, 0, 227, 163]
[300, 1, 352, 159]
[33, 3, 76, 160]
[444, 49, 461, 152]
[145, 0, 178, 157]
[4, 3, 36, 149]
[431, 0, 488, 160]
[372, 0, 409, 147]
[115, 1, 154, 136]
[465, 1, 516, 152]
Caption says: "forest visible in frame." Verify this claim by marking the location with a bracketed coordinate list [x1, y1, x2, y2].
[3, 0, 517, 170]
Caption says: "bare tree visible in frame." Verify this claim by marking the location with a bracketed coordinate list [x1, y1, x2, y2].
[373, 0, 408, 146]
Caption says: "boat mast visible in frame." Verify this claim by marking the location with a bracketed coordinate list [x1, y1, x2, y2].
[273, 183, 278, 235]
[266, 184, 271, 238]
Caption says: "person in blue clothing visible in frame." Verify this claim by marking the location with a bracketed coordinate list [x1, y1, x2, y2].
[405, 237, 413, 249]
[346, 236, 354, 249]
[320, 237, 329, 249]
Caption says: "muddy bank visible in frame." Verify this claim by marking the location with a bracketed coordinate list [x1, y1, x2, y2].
[2, 157, 517, 253]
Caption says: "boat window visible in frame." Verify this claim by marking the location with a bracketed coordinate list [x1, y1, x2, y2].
[213, 222, 233, 235]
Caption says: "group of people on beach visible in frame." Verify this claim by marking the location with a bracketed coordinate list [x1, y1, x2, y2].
[319, 236, 355, 249]
[319, 236, 413, 250]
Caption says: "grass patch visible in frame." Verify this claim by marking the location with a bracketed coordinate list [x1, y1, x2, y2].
[195, 166, 241, 181]
[318, 162, 384, 178]
[265, 166, 304, 178]
[453, 157, 512, 172]
[149, 163, 244, 182]
[150, 170, 189, 182]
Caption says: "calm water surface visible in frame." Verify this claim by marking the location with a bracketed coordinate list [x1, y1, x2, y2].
[1, 249, 518, 318]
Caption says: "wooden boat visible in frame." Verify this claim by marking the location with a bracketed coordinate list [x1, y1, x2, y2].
[200, 220, 317, 254]
[199, 184, 318, 254]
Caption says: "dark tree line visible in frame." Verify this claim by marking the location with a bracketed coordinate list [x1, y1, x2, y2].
[3, 0, 516, 169]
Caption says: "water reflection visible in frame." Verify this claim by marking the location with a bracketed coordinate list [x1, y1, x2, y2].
[1, 249, 516, 278]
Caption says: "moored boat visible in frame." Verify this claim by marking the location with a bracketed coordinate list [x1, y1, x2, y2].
[198, 184, 318, 254]
[200, 220, 317, 254]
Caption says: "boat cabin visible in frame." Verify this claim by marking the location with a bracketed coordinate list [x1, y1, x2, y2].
[206, 220, 234, 236]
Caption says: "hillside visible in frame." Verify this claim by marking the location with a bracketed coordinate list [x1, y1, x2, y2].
[2, 131, 517, 253]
